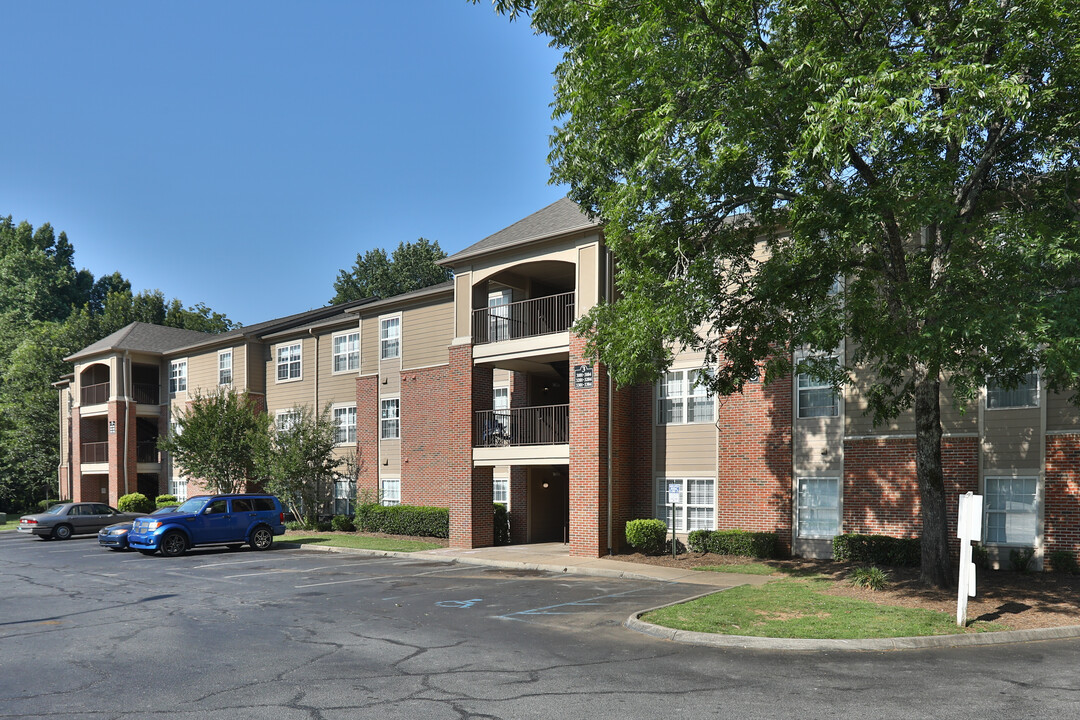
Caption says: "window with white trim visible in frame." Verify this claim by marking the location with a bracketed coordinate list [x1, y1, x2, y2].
[275, 409, 300, 432]
[488, 289, 512, 342]
[984, 476, 1038, 545]
[797, 477, 840, 538]
[218, 350, 232, 386]
[655, 477, 716, 532]
[334, 476, 355, 516]
[656, 369, 714, 424]
[333, 331, 360, 373]
[167, 420, 187, 501]
[797, 357, 839, 418]
[380, 398, 400, 439]
[986, 371, 1039, 409]
[333, 405, 357, 445]
[168, 360, 187, 394]
[493, 476, 509, 505]
[276, 342, 302, 381]
[168, 476, 188, 502]
[381, 477, 400, 506]
[493, 385, 510, 432]
[380, 317, 400, 360]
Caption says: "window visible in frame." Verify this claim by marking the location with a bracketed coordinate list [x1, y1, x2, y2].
[276, 342, 302, 381]
[654, 477, 716, 532]
[381, 477, 400, 506]
[488, 289, 512, 342]
[797, 477, 840, 538]
[797, 357, 839, 418]
[493, 476, 509, 505]
[168, 476, 187, 502]
[493, 385, 510, 432]
[656, 369, 714, 424]
[333, 331, 360, 373]
[380, 398, 400, 439]
[380, 317, 400, 360]
[334, 476, 355, 516]
[168, 360, 187, 394]
[218, 350, 232, 386]
[276, 409, 300, 432]
[333, 405, 357, 445]
[986, 371, 1039, 409]
[984, 476, 1038, 545]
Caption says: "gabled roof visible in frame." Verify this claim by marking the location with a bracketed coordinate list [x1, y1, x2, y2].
[345, 280, 454, 316]
[66, 323, 215, 362]
[441, 198, 600, 266]
[173, 297, 374, 350]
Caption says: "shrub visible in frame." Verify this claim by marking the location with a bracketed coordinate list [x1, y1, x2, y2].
[687, 529, 711, 553]
[37, 498, 61, 512]
[1009, 547, 1035, 573]
[355, 504, 449, 538]
[331, 515, 355, 532]
[625, 519, 668, 555]
[155, 494, 179, 509]
[832, 534, 920, 567]
[494, 503, 510, 546]
[972, 543, 990, 570]
[284, 520, 305, 531]
[686, 529, 779, 558]
[1049, 550, 1078, 574]
[849, 565, 890, 590]
[118, 493, 154, 514]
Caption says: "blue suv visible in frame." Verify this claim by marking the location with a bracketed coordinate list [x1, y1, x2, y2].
[127, 494, 286, 557]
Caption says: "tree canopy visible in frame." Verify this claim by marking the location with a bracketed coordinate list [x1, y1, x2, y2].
[331, 237, 451, 304]
[479, 0, 1080, 586]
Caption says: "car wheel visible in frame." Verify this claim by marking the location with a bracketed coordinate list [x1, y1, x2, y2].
[160, 531, 188, 557]
[138, 549, 157, 556]
[250, 526, 273, 551]
[226, 544, 244, 551]
[51, 524, 73, 541]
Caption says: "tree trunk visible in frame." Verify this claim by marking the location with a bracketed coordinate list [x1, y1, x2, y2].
[914, 372, 953, 588]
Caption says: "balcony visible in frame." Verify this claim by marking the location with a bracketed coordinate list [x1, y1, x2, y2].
[82, 442, 108, 464]
[81, 382, 110, 405]
[133, 383, 160, 405]
[136, 441, 159, 464]
[472, 292, 575, 345]
[474, 404, 569, 447]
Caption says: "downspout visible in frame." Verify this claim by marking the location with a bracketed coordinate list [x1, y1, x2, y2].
[606, 247, 614, 555]
[123, 351, 131, 497]
[310, 328, 320, 513]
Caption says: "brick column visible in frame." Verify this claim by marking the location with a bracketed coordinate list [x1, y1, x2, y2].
[509, 466, 528, 544]
[106, 400, 137, 506]
[569, 334, 609, 558]
[448, 344, 494, 548]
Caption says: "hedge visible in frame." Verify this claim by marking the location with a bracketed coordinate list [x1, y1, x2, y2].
[832, 533, 920, 567]
[118, 493, 154, 514]
[625, 519, 668, 554]
[155, 494, 180, 509]
[687, 529, 779, 558]
[355, 503, 449, 538]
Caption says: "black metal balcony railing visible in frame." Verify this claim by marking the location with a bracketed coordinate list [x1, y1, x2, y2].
[133, 383, 160, 405]
[82, 441, 108, 463]
[136, 441, 159, 463]
[81, 382, 109, 405]
[472, 292, 575, 345]
[473, 404, 569, 447]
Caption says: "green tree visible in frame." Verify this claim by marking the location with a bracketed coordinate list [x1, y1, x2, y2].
[479, 0, 1080, 586]
[331, 237, 451, 303]
[256, 404, 344, 527]
[157, 389, 269, 495]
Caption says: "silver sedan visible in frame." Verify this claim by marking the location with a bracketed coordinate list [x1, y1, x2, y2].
[18, 503, 146, 540]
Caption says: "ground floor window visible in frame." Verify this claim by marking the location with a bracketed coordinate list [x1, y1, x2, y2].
[168, 476, 187, 502]
[984, 476, 1038, 546]
[334, 477, 355, 516]
[655, 477, 716, 532]
[493, 476, 509, 505]
[797, 477, 840, 538]
[381, 477, 400, 506]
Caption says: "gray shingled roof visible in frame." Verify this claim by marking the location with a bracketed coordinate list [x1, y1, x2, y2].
[441, 198, 599, 266]
[346, 280, 454, 315]
[66, 323, 215, 361]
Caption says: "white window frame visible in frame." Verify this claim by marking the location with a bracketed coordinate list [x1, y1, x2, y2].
[276, 342, 302, 382]
[333, 403, 357, 445]
[275, 409, 301, 432]
[218, 349, 233, 386]
[983, 475, 1040, 547]
[168, 359, 187, 394]
[985, 370, 1040, 410]
[796, 355, 840, 418]
[488, 288, 513, 342]
[380, 315, 401, 360]
[493, 475, 509, 505]
[167, 419, 187, 501]
[656, 369, 714, 425]
[654, 477, 716, 532]
[796, 477, 841, 539]
[332, 330, 360, 374]
[380, 397, 400, 440]
[380, 477, 400, 506]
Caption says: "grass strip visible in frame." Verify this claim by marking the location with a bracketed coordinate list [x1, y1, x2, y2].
[644, 577, 1005, 638]
[692, 562, 778, 576]
[0, 514, 20, 532]
[279, 533, 440, 552]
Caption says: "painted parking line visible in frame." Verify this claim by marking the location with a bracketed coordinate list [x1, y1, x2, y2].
[496, 586, 657, 621]
[222, 559, 396, 579]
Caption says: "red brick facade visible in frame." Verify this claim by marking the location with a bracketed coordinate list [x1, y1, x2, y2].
[447, 344, 494, 548]
[400, 365, 451, 507]
[1045, 434, 1080, 556]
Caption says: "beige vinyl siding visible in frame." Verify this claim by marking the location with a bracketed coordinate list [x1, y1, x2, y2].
[653, 424, 716, 474]
[794, 418, 845, 475]
[576, 243, 598, 317]
[245, 343, 266, 394]
[360, 317, 380, 375]
[184, 351, 219, 395]
[493, 369, 511, 384]
[402, 301, 453, 369]
[380, 439, 400, 475]
[1047, 389, 1080, 432]
[319, 330, 359, 406]
[939, 382, 977, 434]
[379, 369, 401, 395]
[983, 406, 1042, 468]
[265, 336, 316, 412]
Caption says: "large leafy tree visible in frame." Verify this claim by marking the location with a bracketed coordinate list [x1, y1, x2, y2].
[479, 0, 1080, 586]
[331, 237, 451, 303]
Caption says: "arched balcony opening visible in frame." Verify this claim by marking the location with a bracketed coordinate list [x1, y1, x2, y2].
[471, 261, 577, 345]
[79, 364, 110, 405]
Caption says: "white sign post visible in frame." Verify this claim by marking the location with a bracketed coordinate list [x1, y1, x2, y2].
[956, 491, 983, 627]
[667, 484, 681, 559]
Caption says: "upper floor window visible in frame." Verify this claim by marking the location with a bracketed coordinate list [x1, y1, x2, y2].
[333, 405, 357, 445]
[218, 350, 233, 386]
[657, 369, 714, 424]
[333, 331, 360, 373]
[169, 360, 187, 394]
[276, 342, 302, 382]
[380, 398, 400, 439]
[380, 317, 400, 360]
[797, 357, 839, 418]
[986, 371, 1039, 409]
[275, 409, 300, 432]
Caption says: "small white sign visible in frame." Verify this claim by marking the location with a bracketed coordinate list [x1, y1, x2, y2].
[667, 484, 681, 505]
[956, 492, 984, 626]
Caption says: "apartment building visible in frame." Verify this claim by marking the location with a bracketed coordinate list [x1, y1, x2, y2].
[55, 198, 1080, 567]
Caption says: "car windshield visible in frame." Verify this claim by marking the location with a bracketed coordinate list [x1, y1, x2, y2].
[43, 505, 66, 515]
[151, 506, 178, 515]
[175, 498, 207, 514]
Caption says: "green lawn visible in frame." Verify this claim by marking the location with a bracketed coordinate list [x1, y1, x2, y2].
[278, 533, 441, 552]
[645, 577, 1005, 639]
[692, 562, 780, 576]
[0, 514, 20, 531]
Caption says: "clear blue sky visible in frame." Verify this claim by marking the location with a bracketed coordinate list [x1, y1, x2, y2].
[1, 1, 565, 325]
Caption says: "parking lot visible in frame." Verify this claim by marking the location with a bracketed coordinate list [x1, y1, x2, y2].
[3, 530, 1080, 719]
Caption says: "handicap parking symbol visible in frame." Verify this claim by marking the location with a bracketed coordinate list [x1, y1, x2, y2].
[436, 598, 482, 609]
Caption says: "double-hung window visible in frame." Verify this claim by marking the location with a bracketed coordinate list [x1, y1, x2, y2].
[488, 289, 512, 342]
[797, 357, 839, 418]
[169, 360, 187, 394]
[333, 405, 357, 445]
[655, 477, 716, 532]
[380, 398, 400, 439]
[986, 371, 1039, 409]
[984, 476, 1038, 545]
[656, 369, 714, 424]
[275, 409, 300, 432]
[380, 317, 400, 360]
[381, 477, 400, 506]
[218, 350, 232, 386]
[333, 331, 360, 373]
[493, 476, 509, 505]
[797, 477, 840, 538]
[276, 342, 302, 381]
